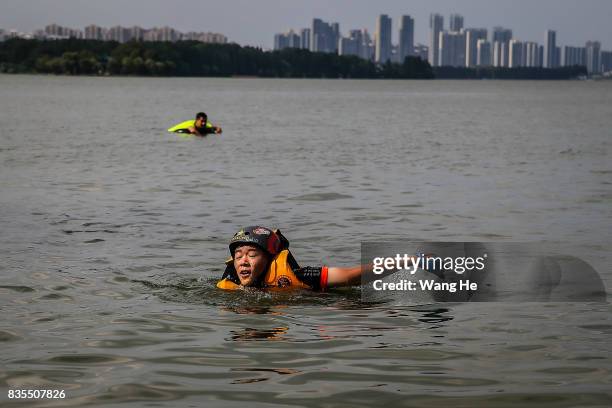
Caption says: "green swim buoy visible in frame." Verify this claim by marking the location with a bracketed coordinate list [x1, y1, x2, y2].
[167, 120, 212, 133]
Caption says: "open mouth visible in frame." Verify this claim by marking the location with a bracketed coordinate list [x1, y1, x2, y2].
[239, 270, 251, 279]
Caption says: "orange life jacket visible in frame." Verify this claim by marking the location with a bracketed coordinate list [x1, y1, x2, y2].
[217, 249, 313, 290]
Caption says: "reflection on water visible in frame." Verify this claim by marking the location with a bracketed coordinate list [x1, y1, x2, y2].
[0, 76, 611, 407]
[228, 327, 289, 342]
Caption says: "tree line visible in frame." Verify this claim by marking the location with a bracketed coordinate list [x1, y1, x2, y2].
[0, 38, 586, 80]
[0, 38, 433, 78]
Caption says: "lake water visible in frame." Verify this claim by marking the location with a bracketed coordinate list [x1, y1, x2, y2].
[1, 75, 611, 407]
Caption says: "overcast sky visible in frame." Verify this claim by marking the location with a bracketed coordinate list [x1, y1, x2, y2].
[1, 0, 610, 49]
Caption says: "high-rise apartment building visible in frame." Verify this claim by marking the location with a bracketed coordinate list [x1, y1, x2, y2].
[300, 28, 310, 50]
[274, 30, 300, 50]
[159, 27, 178, 42]
[465, 28, 487, 67]
[492, 27, 512, 67]
[563, 46, 586, 67]
[310, 19, 323, 52]
[84, 25, 105, 40]
[476, 39, 491, 66]
[44, 24, 82, 39]
[287, 30, 300, 48]
[493, 41, 509, 67]
[429, 14, 444, 67]
[107, 26, 132, 43]
[339, 30, 364, 57]
[398, 15, 414, 63]
[585, 41, 601, 74]
[44, 24, 63, 37]
[182, 31, 226, 43]
[332, 23, 340, 43]
[601, 51, 612, 73]
[361, 30, 375, 60]
[509, 39, 524, 67]
[143, 28, 157, 41]
[544, 30, 558, 68]
[198, 33, 227, 43]
[439, 31, 466, 67]
[492, 27, 513, 44]
[130, 26, 145, 41]
[375, 14, 392, 63]
[525, 42, 543, 67]
[311, 18, 339, 53]
[274, 33, 287, 50]
[449, 14, 464, 32]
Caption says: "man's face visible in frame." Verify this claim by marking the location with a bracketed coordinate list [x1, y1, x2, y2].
[196, 117, 207, 127]
[233, 244, 269, 286]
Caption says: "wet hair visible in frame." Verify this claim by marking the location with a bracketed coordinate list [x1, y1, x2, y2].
[196, 112, 208, 121]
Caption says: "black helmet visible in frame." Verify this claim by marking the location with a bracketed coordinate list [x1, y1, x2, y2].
[229, 226, 288, 256]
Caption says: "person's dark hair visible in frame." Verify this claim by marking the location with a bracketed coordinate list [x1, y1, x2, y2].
[196, 112, 208, 121]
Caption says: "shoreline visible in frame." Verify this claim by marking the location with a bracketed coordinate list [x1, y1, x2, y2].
[0, 72, 600, 81]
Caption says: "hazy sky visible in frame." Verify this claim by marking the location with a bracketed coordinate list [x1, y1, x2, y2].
[1, 0, 610, 49]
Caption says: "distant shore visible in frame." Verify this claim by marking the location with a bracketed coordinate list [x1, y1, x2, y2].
[0, 38, 587, 80]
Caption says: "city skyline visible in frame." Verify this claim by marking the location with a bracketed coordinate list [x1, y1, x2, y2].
[4, 17, 610, 74]
[274, 15, 610, 74]
[1, 0, 611, 50]
[2, 23, 227, 44]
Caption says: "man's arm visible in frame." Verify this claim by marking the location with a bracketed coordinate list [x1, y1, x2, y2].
[296, 255, 432, 290]
[326, 254, 438, 288]
[327, 266, 365, 288]
[294, 265, 368, 289]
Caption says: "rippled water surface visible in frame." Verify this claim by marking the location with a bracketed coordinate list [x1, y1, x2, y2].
[1, 75, 611, 407]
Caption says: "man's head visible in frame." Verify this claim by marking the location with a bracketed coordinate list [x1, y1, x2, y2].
[195, 112, 208, 127]
[232, 244, 269, 286]
[228, 226, 284, 286]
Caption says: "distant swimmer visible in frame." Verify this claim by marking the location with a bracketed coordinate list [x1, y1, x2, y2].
[188, 112, 222, 136]
[216, 226, 366, 290]
[167, 112, 222, 136]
